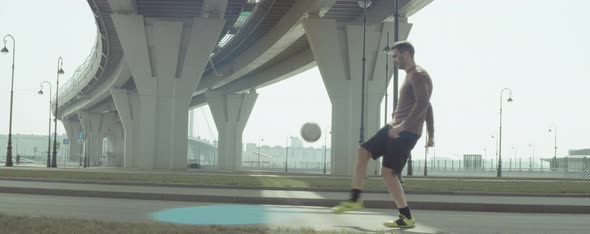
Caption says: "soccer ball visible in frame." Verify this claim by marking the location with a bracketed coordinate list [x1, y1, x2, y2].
[300, 122, 322, 142]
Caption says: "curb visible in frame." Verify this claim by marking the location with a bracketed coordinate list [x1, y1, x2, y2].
[1, 176, 588, 198]
[0, 186, 588, 214]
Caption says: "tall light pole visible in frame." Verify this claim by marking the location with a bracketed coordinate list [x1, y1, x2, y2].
[483, 147, 487, 164]
[52, 57, 65, 168]
[392, 0, 400, 111]
[528, 144, 535, 171]
[357, 0, 371, 144]
[391, 0, 408, 177]
[548, 125, 557, 168]
[257, 137, 263, 168]
[512, 145, 518, 170]
[2, 34, 16, 167]
[497, 88, 513, 177]
[285, 136, 292, 173]
[39, 81, 53, 167]
[383, 33, 391, 126]
[323, 130, 331, 174]
[213, 140, 217, 167]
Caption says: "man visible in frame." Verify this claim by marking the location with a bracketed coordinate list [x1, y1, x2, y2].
[332, 41, 434, 228]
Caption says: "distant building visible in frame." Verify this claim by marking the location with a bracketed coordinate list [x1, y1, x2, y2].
[242, 137, 330, 169]
[569, 148, 590, 155]
[463, 154, 483, 169]
[0, 134, 68, 160]
[542, 148, 590, 169]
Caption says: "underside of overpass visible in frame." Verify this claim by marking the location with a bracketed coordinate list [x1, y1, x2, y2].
[52, 0, 432, 174]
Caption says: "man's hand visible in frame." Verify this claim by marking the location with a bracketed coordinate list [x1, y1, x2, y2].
[426, 136, 434, 147]
[388, 125, 401, 139]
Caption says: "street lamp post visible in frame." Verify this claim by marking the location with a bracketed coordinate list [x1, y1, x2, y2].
[512, 146, 518, 170]
[392, 0, 401, 111]
[323, 130, 331, 174]
[213, 140, 217, 167]
[323, 143, 327, 174]
[285, 137, 291, 173]
[497, 88, 513, 177]
[257, 138, 263, 168]
[548, 125, 557, 168]
[357, 0, 372, 144]
[39, 81, 53, 167]
[383, 33, 391, 126]
[529, 144, 535, 171]
[2, 34, 16, 167]
[52, 57, 65, 168]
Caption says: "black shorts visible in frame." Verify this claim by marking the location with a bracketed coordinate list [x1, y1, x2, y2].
[360, 125, 420, 173]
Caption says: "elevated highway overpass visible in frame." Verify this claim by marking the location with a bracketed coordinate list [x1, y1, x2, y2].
[53, 0, 431, 175]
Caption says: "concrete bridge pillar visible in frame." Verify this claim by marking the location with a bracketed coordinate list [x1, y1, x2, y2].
[205, 90, 258, 171]
[62, 119, 83, 162]
[303, 18, 412, 176]
[110, 6, 226, 169]
[77, 112, 104, 167]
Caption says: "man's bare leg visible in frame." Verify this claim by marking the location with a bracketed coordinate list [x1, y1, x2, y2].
[382, 166, 407, 208]
[382, 166, 415, 227]
[353, 147, 373, 189]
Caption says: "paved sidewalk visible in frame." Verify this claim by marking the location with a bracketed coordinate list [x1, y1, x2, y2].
[1, 178, 588, 214]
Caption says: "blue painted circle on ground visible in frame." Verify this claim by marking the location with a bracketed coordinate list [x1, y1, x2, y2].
[151, 204, 300, 225]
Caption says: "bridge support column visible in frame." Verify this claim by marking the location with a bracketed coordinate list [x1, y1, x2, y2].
[105, 122, 124, 167]
[303, 18, 412, 176]
[78, 112, 104, 167]
[111, 13, 225, 169]
[96, 112, 119, 167]
[111, 89, 138, 168]
[62, 119, 83, 163]
[206, 90, 258, 171]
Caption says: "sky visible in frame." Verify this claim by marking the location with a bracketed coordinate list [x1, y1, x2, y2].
[2, 0, 590, 161]
[0, 1, 96, 135]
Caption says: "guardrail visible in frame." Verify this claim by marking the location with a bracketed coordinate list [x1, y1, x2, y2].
[54, 36, 102, 105]
[53, 0, 111, 111]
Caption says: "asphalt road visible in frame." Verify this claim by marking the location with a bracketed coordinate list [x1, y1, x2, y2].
[0, 193, 588, 233]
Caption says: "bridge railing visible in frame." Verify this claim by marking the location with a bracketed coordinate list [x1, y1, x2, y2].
[53, 0, 111, 109]
[53, 33, 103, 106]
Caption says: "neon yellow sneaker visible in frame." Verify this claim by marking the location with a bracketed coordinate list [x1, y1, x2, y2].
[383, 213, 416, 228]
[331, 200, 363, 214]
